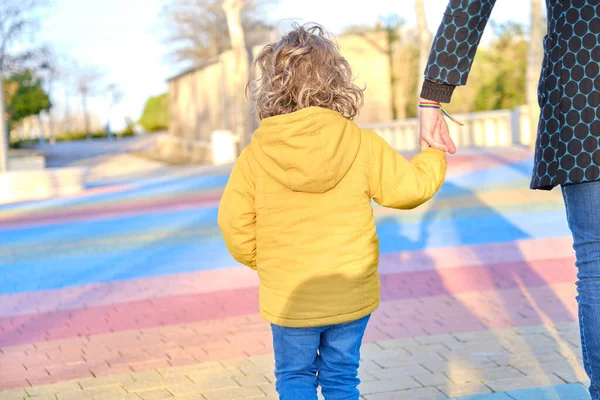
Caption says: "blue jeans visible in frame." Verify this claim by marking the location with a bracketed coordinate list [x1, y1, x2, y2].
[271, 315, 370, 400]
[563, 181, 600, 400]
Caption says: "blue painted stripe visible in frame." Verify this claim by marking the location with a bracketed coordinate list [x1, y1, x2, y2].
[0, 207, 570, 294]
[451, 383, 590, 400]
[0, 240, 234, 294]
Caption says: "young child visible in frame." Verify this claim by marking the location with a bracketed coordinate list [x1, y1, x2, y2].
[218, 23, 447, 400]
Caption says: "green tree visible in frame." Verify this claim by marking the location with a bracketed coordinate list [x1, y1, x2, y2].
[0, 0, 48, 171]
[5, 70, 51, 128]
[138, 93, 169, 132]
[472, 22, 528, 111]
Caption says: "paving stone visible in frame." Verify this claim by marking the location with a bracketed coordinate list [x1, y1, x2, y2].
[94, 393, 143, 400]
[359, 377, 422, 395]
[554, 368, 590, 384]
[446, 366, 524, 383]
[77, 374, 134, 389]
[505, 383, 590, 400]
[257, 383, 276, 397]
[453, 330, 517, 343]
[130, 371, 164, 381]
[516, 360, 586, 379]
[57, 386, 126, 400]
[187, 369, 244, 383]
[202, 386, 265, 400]
[423, 356, 498, 374]
[437, 382, 492, 397]
[489, 350, 566, 367]
[363, 387, 446, 400]
[412, 372, 451, 387]
[217, 359, 254, 370]
[231, 374, 270, 386]
[169, 395, 206, 400]
[358, 359, 384, 372]
[407, 344, 453, 358]
[451, 393, 513, 400]
[375, 338, 421, 349]
[443, 341, 508, 354]
[414, 334, 460, 346]
[486, 374, 566, 392]
[0, 389, 27, 400]
[361, 347, 410, 360]
[158, 363, 226, 377]
[26, 396, 57, 400]
[25, 382, 82, 397]
[373, 353, 446, 369]
[369, 365, 431, 380]
[358, 369, 378, 383]
[514, 325, 560, 336]
[123, 375, 192, 392]
[167, 379, 239, 396]
[136, 389, 174, 400]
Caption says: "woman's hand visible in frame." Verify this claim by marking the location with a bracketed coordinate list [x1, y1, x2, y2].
[418, 98, 457, 154]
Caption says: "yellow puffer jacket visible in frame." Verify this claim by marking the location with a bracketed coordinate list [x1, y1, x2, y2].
[218, 107, 446, 327]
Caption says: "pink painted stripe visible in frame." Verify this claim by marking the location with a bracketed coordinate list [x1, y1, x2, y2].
[0, 237, 574, 318]
[0, 256, 577, 347]
[378, 236, 574, 274]
[0, 282, 578, 390]
[444, 150, 532, 176]
[0, 268, 259, 318]
[0, 193, 222, 231]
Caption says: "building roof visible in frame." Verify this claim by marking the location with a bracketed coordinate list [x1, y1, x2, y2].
[166, 55, 223, 82]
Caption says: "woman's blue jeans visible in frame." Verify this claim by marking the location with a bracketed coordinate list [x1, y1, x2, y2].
[563, 181, 600, 400]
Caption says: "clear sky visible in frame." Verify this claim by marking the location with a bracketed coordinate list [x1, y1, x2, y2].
[37, 0, 531, 130]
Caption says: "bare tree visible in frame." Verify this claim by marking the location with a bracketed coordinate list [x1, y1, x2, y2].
[42, 62, 59, 143]
[74, 67, 103, 140]
[162, 0, 276, 66]
[415, 0, 432, 114]
[106, 83, 123, 137]
[526, 0, 544, 148]
[224, 0, 250, 149]
[0, 0, 47, 172]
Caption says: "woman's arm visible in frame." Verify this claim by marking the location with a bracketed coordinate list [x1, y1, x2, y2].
[419, 0, 497, 151]
[422, 0, 497, 102]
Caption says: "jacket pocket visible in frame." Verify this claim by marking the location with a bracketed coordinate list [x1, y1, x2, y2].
[537, 35, 551, 108]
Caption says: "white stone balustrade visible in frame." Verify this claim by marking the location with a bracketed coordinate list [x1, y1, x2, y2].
[363, 106, 533, 151]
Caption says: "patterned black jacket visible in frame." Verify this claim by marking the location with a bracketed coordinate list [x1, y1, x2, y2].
[421, 0, 600, 190]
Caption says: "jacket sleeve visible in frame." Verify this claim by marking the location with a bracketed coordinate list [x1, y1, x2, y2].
[218, 149, 257, 269]
[421, 0, 497, 103]
[368, 131, 446, 209]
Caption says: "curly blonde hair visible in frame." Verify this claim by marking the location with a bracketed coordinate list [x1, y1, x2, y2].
[247, 23, 364, 120]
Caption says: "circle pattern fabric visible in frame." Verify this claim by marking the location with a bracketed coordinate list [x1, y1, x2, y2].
[531, 1, 600, 189]
[425, 0, 600, 190]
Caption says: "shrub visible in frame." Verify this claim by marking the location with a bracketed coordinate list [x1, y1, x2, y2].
[138, 93, 169, 132]
[55, 131, 108, 141]
[9, 138, 39, 149]
[119, 125, 135, 137]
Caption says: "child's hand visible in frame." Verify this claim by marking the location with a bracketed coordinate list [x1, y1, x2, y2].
[419, 99, 457, 154]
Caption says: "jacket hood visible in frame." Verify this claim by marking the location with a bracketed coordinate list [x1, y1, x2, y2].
[249, 107, 361, 194]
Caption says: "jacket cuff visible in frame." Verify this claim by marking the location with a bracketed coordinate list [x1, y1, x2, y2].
[422, 147, 447, 160]
[420, 80, 456, 103]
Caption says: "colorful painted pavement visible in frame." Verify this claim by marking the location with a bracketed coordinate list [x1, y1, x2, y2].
[0, 147, 592, 399]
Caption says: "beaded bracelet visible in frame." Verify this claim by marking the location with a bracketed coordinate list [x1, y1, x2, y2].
[419, 101, 464, 126]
